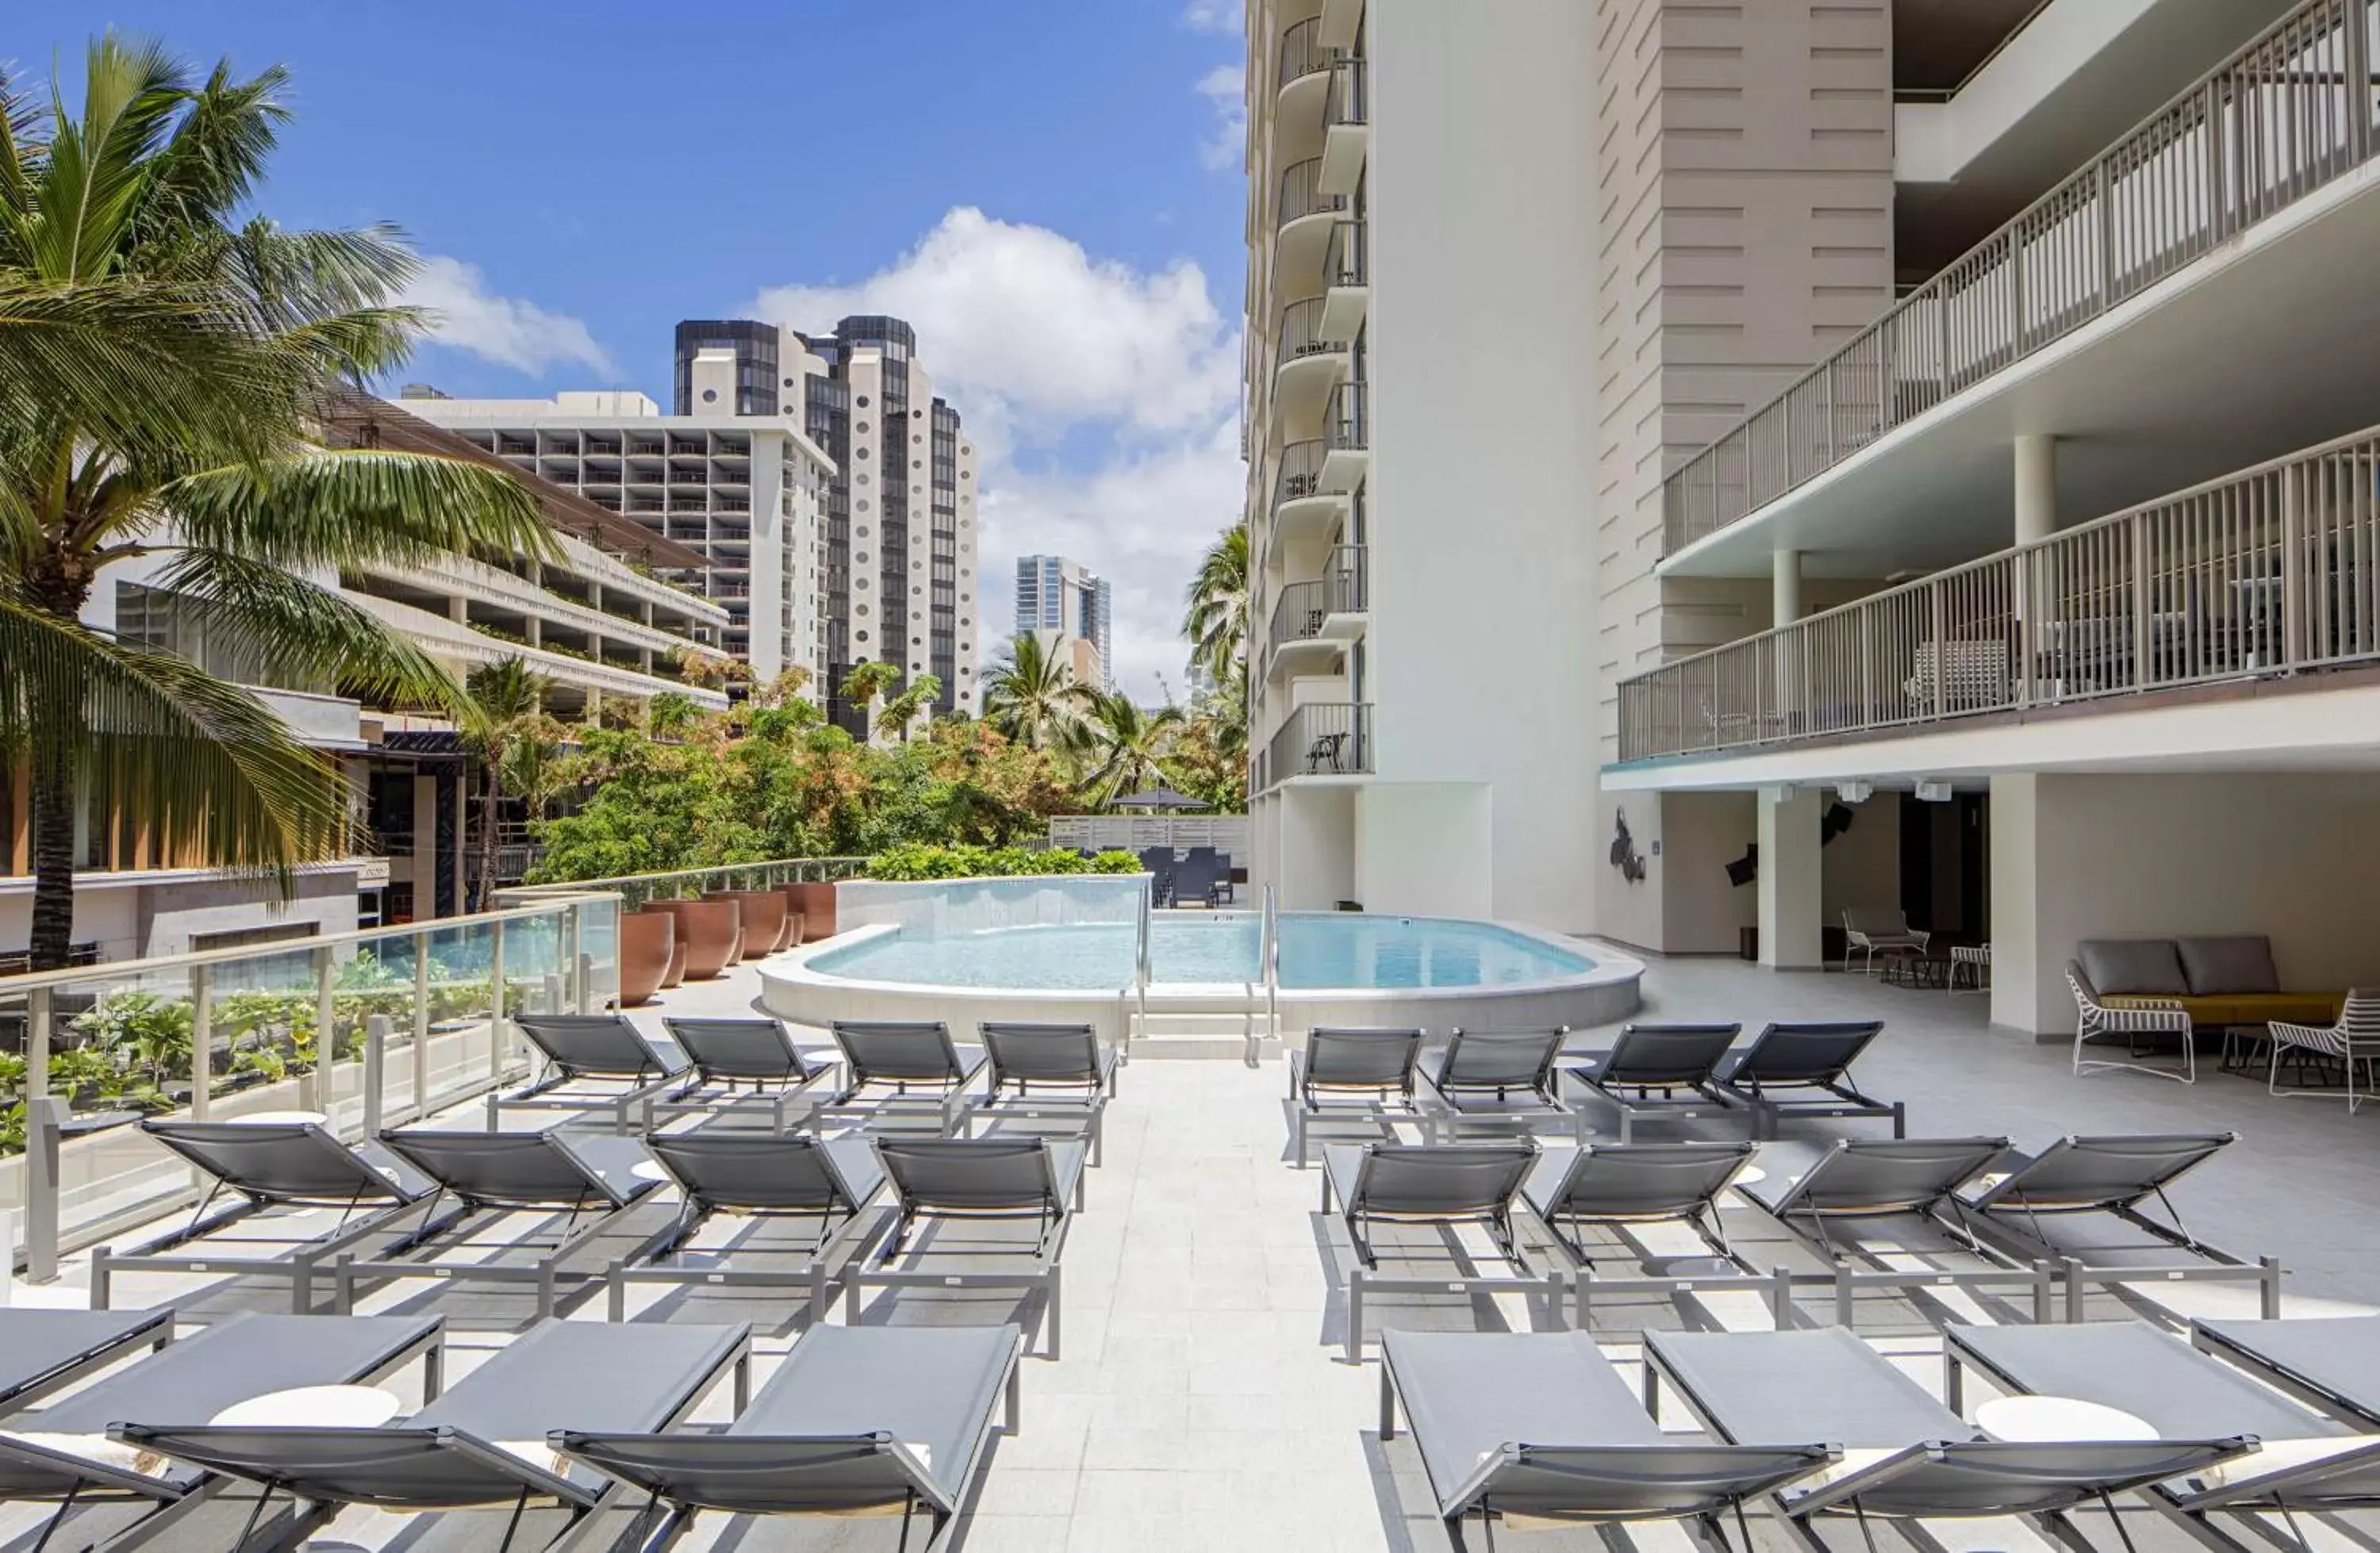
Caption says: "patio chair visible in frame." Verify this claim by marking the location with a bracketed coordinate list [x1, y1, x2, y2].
[2194, 1314, 2380, 1426]
[93, 1118, 439, 1312]
[1710, 1020, 1901, 1138]
[850, 1137, 1088, 1358]
[1564, 1022, 1738, 1143]
[1169, 850, 1226, 907]
[120, 1319, 747, 1551]
[0, 1307, 174, 1414]
[1948, 1321, 2380, 1541]
[555, 1324, 1021, 1552]
[1137, 847, 1177, 906]
[2067, 961, 2198, 1084]
[655, 1015, 838, 1133]
[820, 1020, 988, 1134]
[2267, 989, 2380, 1111]
[0, 1310, 442, 1551]
[1417, 1027, 1583, 1145]
[608, 1133, 889, 1325]
[1304, 729, 1349, 773]
[1379, 1329, 1833, 1546]
[331, 1128, 668, 1320]
[490, 1013, 693, 1133]
[1320, 1141, 1553, 1362]
[1841, 907, 1929, 975]
[975, 1022, 1119, 1164]
[1519, 1141, 1762, 1321]
[1288, 1026, 1426, 1168]
[1644, 1326, 2249, 1545]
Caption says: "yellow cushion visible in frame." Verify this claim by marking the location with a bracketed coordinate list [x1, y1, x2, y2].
[2108, 991, 2346, 1027]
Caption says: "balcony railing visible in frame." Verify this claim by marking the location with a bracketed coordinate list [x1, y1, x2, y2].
[1326, 380, 1368, 451]
[1280, 17, 1330, 90]
[1265, 548, 1368, 654]
[1276, 297, 1337, 372]
[1327, 56, 1369, 126]
[1265, 703, 1373, 788]
[1326, 220, 1367, 288]
[1661, 0, 2380, 556]
[1279, 158, 1347, 228]
[1618, 420, 2380, 763]
[1275, 439, 1327, 508]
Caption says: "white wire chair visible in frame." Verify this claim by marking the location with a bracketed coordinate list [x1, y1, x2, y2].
[2067, 961, 2196, 1084]
[2267, 991, 2380, 1113]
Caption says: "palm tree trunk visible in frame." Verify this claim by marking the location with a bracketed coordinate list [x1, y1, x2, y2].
[29, 742, 79, 972]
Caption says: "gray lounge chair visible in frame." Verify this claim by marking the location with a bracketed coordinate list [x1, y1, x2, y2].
[1565, 1023, 1739, 1143]
[1418, 1028, 1583, 1145]
[976, 1021, 1120, 1164]
[1380, 1328, 1833, 1546]
[655, 1015, 838, 1133]
[850, 1137, 1088, 1358]
[1520, 1142, 1773, 1324]
[822, 1020, 988, 1134]
[1710, 1021, 1902, 1139]
[556, 1324, 1022, 1552]
[1948, 1321, 2380, 1543]
[332, 1128, 666, 1320]
[1645, 1326, 2251, 1542]
[608, 1133, 888, 1325]
[120, 1318, 747, 1552]
[1321, 1141, 1556, 1362]
[492, 1014, 692, 1133]
[2194, 1314, 2380, 1426]
[1289, 1026, 1425, 1167]
[0, 1310, 441, 1551]
[0, 1307, 173, 1413]
[94, 1118, 438, 1312]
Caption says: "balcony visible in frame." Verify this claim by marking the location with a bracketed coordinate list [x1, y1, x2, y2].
[1319, 56, 1369, 194]
[1320, 220, 1368, 341]
[1264, 702, 1373, 790]
[1273, 297, 1348, 430]
[1322, 379, 1368, 491]
[1265, 546, 1369, 683]
[1277, 17, 1332, 113]
[1661, 0, 2380, 567]
[1274, 158, 1348, 301]
[1265, 439, 1349, 564]
[1615, 420, 2380, 769]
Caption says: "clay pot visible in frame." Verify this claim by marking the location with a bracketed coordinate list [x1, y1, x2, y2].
[782, 882, 837, 942]
[661, 938, 688, 989]
[646, 898, 740, 980]
[705, 890, 790, 959]
[620, 910, 677, 1007]
[783, 911, 807, 950]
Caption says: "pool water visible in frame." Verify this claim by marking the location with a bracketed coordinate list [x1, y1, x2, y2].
[806, 911, 1595, 991]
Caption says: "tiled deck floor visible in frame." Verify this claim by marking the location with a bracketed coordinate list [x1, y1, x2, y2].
[18, 948, 2380, 1551]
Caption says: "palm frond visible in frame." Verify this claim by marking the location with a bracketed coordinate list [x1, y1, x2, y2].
[27, 34, 189, 283]
[146, 547, 463, 711]
[162, 446, 558, 569]
[130, 58, 290, 245]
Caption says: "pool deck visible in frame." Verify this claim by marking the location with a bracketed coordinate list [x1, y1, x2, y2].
[16, 948, 2380, 1551]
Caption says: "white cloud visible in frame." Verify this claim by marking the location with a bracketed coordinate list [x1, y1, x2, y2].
[747, 209, 1245, 703]
[1180, 0, 1242, 34]
[1196, 63, 1247, 173]
[400, 255, 616, 378]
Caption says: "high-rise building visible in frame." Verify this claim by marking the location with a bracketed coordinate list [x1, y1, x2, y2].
[1015, 555, 1112, 690]
[1242, 0, 2372, 1036]
[673, 320, 783, 417]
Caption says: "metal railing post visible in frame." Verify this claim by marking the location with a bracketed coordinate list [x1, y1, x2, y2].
[1929, 581, 1948, 718]
[23, 1098, 68, 1283]
[2131, 517, 2154, 688]
[25, 988, 51, 1118]
[190, 964, 213, 1122]
[363, 1015, 389, 1137]
[411, 928, 432, 1125]
[2282, 461, 2307, 669]
[569, 904, 588, 1013]
[489, 918, 507, 1085]
[304, 944, 333, 1114]
[2346, 0, 2373, 163]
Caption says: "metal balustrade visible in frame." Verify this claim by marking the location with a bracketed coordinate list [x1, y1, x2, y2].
[1279, 17, 1330, 90]
[1327, 56, 1369, 126]
[1326, 219, 1368, 288]
[1262, 703, 1374, 790]
[1274, 439, 1327, 508]
[1265, 548, 1368, 654]
[1618, 423, 2380, 762]
[1661, 0, 2380, 556]
[1279, 158, 1345, 228]
[1275, 297, 1336, 374]
[1326, 380, 1368, 451]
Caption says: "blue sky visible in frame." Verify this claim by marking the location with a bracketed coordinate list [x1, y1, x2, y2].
[15, 0, 1251, 699]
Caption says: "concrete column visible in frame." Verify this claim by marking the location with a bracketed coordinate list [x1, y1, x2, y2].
[1987, 773, 2040, 1035]
[1756, 786, 1824, 969]
[409, 775, 440, 921]
[584, 686, 604, 726]
[2014, 435, 2057, 544]
[523, 617, 541, 648]
[1772, 549, 1804, 627]
[447, 598, 468, 624]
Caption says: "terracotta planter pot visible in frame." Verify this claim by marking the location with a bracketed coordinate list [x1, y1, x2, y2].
[646, 899, 740, 980]
[783, 911, 807, 950]
[620, 910, 677, 1007]
[705, 890, 789, 959]
[661, 938, 688, 989]
[782, 882, 838, 942]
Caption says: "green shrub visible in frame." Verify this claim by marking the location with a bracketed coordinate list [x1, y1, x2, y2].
[862, 843, 1149, 880]
[1088, 849, 1142, 874]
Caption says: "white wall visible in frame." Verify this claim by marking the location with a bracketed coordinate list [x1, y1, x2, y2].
[1353, 783, 1491, 919]
[1993, 771, 2380, 1033]
[1279, 786, 1356, 911]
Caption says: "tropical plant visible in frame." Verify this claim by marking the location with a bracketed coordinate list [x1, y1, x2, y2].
[457, 658, 561, 909]
[866, 842, 1140, 880]
[71, 990, 194, 1091]
[0, 36, 556, 969]
[1073, 692, 1187, 811]
[875, 673, 942, 743]
[1181, 520, 1250, 685]
[982, 631, 1092, 752]
[839, 661, 902, 740]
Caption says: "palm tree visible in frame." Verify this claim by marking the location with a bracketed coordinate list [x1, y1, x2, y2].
[839, 661, 902, 741]
[1, 37, 555, 968]
[981, 631, 1092, 750]
[1181, 520, 1250, 685]
[1074, 691, 1186, 811]
[875, 673, 942, 743]
[458, 659, 559, 909]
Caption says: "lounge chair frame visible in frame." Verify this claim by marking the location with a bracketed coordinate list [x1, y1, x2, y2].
[647, 1016, 839, 1134]
[488, 1014, 690, 1133]
[813, 1020, 988, 1135]
[1565, 1023, 1741, 1143]
[1711, 1021, 1903, 1140]
[1289, 1026, 1426, 1168]
[1518, 1141, 1796, 1329]
[2191, 1316, 2380, 1427]
[969, 1022, 1120, 1165]
[0, 1308, 175, 1414]
[1417, 1028, 1586, 1146]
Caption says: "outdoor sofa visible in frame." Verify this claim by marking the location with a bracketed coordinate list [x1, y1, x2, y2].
[2073, 935, 2343, 1033]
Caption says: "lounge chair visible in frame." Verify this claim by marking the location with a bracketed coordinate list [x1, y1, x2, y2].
[1645, 1326, 2250, 1543]
[849, 1137, 1088, 1358]
[331, 1128, 667, 1320]
[1288, 1026, 1425, 1168]
[1137, 847, 1176, 906]
[120, 1318, 747, 1551]
[1519, 1141, 1772, 1324]
[93, 1118, 438, 1312]
[1320, 1141, 1555, 1362]
[0, 1310, 441, 1551]
[819, 1020, 988, 1134]
[2067, 960, 2198, 1084]
[2267, 989, 2380, 1110]
[654, 1015, 838, 1133]
[1417, 1028, 1583, 1145]
[556, 1324, 1022, 1551]
[0, 1307, 174, 1413]
[975, 1021, 1120, 1164]
[1564, 1023, 1739, 1143]
[1841, 907, 1929, 975]
[1710, 1020, 1901, 1139]
[608, 1133, 889, 1325]
[1379, 1329, 1833, 1545]
[1169, 850, 1225, 907]
[490, 1013, 692, 1133]
[1948, 1321, 2380, 1543]
[2194, 1314, 2380, 1425]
